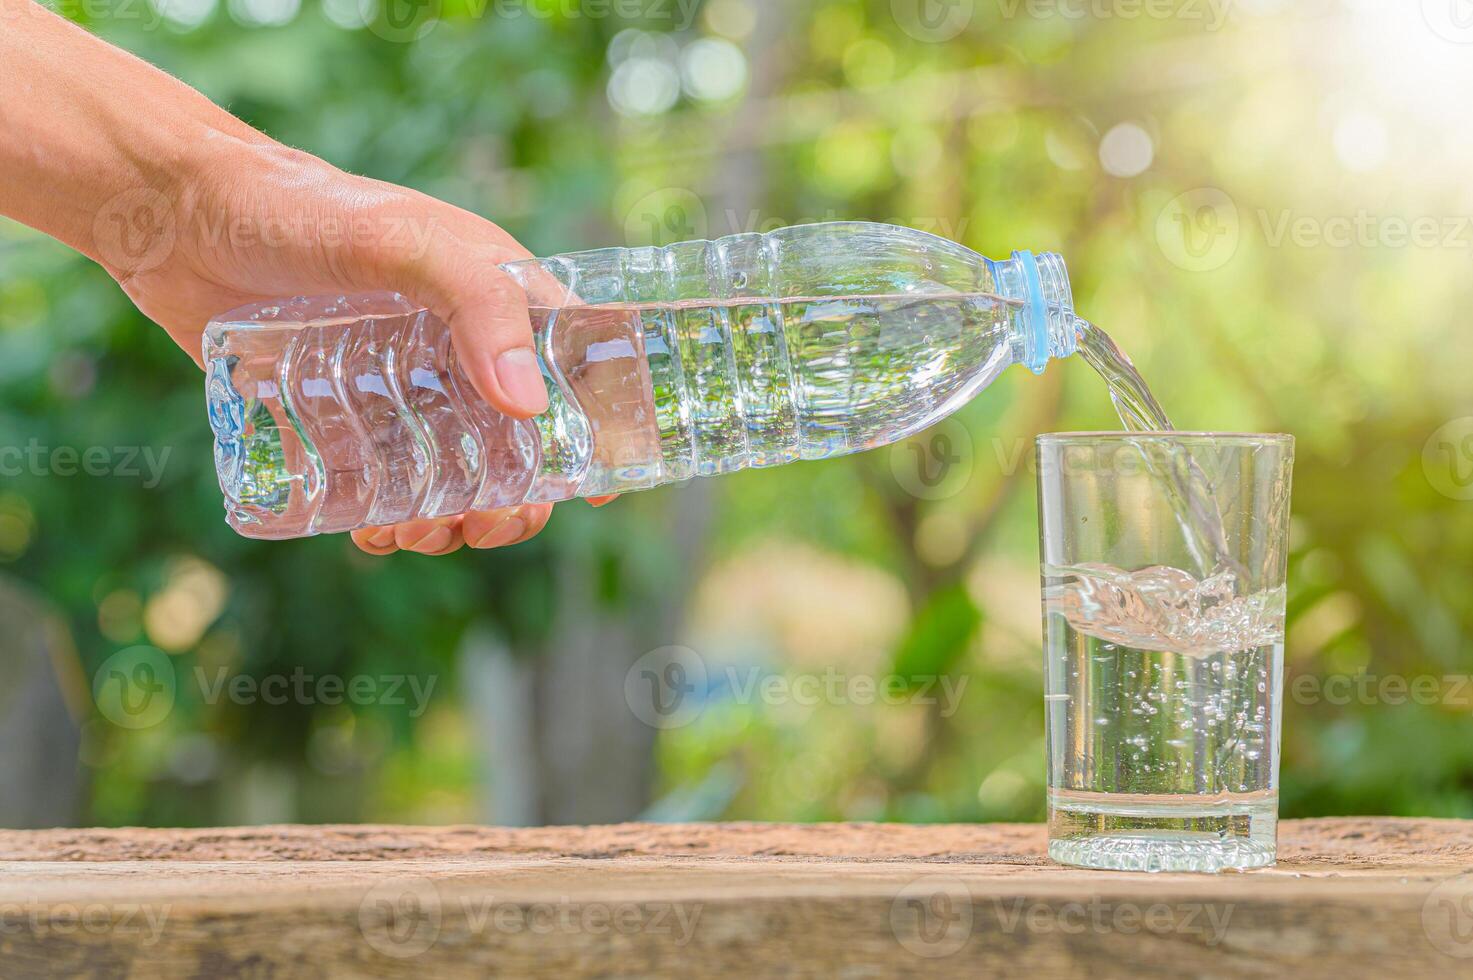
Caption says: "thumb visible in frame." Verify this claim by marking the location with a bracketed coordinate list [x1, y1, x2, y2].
[400, 238, 550, 419]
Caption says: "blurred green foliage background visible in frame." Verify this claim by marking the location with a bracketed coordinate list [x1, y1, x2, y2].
[1, 0, 1471, 828]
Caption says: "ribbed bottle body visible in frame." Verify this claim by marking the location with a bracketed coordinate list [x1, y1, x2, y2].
[205, 295, 540, 538]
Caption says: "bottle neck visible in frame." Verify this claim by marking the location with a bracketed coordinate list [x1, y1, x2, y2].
[988, 250, 1078, 374]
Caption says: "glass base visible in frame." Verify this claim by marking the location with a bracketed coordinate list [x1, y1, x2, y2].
[1048, 791, 1277, 873]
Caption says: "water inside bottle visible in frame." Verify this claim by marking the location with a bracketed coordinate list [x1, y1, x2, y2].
[208, 289, 1029, 535]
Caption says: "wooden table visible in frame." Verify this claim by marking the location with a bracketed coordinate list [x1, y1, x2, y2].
[1, 819, 1470, 977]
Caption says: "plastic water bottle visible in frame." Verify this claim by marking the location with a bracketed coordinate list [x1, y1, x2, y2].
[204, 222, 1079, 539]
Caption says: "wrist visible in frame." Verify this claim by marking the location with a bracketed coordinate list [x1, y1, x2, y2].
[0, 3, 268, 275]
[79, 106, 256, 282]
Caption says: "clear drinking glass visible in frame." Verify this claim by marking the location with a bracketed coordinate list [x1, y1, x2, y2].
[1036, 433, 1294, 872]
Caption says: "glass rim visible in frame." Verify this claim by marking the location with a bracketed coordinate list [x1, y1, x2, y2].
[1036, 431, 1293, 445]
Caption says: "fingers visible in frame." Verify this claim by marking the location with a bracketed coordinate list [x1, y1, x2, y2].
[351, 517, 464, 556]
[411, 245, 549, 420]
[587, 495, 619, 508]
[393, 516, 465, 555]
[351, 526, 399, 556]
[464, 503, 553, 550]
[351, 505, 554, 557]
[445, 268, 548, 419]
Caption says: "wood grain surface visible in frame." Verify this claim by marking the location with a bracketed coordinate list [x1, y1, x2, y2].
[1, 818, 1470, 978]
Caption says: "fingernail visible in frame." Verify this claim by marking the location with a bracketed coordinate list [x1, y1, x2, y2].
[495, 348, 549, 416]
[473, 516, 526, 549]
[369, 529, 395, 548]
[407, 526, 453, 553]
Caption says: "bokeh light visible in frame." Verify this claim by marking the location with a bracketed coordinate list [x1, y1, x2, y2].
[321, 0, 371, 30]
[1332, 110, 1389, 173]
[1098, 122, 1154, 178]
[679, 38, 748, 104]
[227, 0, 299, 27]
[608, 58, 681, 117]
[607, 31, 683, 117]
[150, 0, 217, 30]
[142, 557, 229, 653]
[703, 0, 756, 41]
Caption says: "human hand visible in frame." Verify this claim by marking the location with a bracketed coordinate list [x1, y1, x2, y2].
[0, 7, 614, 551]
[108, 137, 568, 556]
